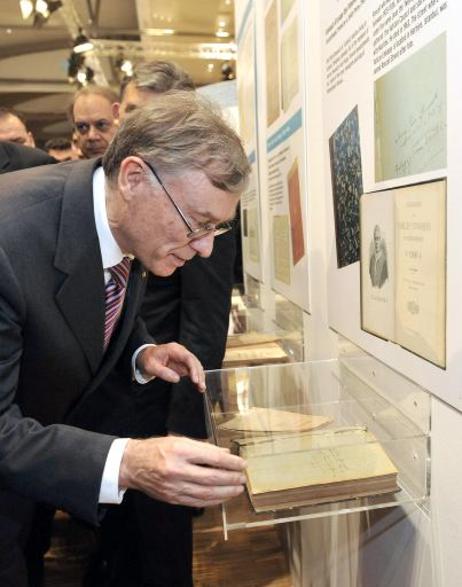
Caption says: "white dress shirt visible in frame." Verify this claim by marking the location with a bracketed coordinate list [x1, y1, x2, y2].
[93, 167, 154, 503]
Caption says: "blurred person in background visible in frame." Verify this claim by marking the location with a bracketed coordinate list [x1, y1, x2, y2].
[69, 86, 119, 159]
[0, 107, 36, 147]
[44, 137, 80, 162]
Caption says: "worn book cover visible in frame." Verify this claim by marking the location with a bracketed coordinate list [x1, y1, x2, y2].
[239, 428, 399, 512]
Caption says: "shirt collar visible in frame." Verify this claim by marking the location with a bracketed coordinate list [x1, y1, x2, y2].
[93, 166, 128, 270]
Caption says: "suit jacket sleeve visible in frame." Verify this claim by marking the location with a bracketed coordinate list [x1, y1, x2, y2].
[166, 231, 236, 438]
[0, 246, 115, 525]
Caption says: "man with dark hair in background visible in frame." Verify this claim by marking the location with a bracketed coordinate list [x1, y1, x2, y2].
[44, 137, 80, 162]
[0, 108, 56, 172]
[0, 107, 36, 147]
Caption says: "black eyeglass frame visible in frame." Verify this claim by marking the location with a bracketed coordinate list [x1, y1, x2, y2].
[141, 158, 233, 240]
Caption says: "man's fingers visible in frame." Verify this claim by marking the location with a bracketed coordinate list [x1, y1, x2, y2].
[154, 481, 245, 508]
[151, 363, 181, 383]
[176, 462, 247, 487]
[185, 442, 246, 472]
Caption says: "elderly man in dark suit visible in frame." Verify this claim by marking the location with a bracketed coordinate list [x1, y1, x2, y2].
[0, 91, 249, 587]
[83, 62, 238, 587]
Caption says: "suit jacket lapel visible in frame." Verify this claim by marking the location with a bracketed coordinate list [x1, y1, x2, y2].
[54, 159, 105, 375]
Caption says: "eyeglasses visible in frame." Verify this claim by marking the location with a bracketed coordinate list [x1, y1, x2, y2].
[74, 119, 113, 136]
[142, 158, 233, 240]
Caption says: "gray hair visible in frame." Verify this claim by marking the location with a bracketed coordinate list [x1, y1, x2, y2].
[102, 91, 250, 193]
[120, 60, 195, 100]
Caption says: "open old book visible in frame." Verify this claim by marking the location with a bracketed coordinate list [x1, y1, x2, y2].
[235, 427, 399, 512]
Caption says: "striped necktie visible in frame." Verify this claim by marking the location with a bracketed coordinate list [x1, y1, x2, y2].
[103, 257, 131, 350]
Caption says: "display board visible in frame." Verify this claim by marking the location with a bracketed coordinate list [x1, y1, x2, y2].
[258, 0, 310, 311]
[236, 0, 263, 281]
[321, 0, 462, 406]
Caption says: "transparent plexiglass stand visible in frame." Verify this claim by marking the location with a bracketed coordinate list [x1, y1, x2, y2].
[205, 359, 430, 539]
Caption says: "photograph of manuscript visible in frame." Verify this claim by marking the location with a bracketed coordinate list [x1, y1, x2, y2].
[236, 12, 256, 149]
[287, 158, 305, 265]
[273, 215, 291, 285]
[361, 180, 446, 367]
[375, 33, 447, 181]
[265, 0, 280, 127]
[246, 207, 260, 263]
[329, 106, 364, 268]
[281, 17, 299, 113]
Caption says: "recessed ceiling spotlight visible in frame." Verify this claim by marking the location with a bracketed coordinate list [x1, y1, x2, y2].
[19, 0, 34, 19]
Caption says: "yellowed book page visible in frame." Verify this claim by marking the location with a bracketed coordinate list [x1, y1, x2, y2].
[227, 332, 281, 348]
[223, 342, 288, 367]
[247, 207, 260, 262]
[265, 0, 280, 127]
[219, 407, 331, 433]
[273, 215, 291, 285]
[281, 18, 299, 112]
[242, 433, 398, 495]
[394, 180, 446, 367]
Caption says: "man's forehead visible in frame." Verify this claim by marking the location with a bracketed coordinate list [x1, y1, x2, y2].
[1, 114, 27, 132]
[73, 95, 114, 118]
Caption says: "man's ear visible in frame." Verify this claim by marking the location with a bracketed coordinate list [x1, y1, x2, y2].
[118, 156, 145, 201]
[112, 102, 120, 122]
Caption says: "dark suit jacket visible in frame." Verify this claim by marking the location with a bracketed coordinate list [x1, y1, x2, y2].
[0, 141, 56, 173]
[0, 159, 152, 525]
[141, 232, 235, 439]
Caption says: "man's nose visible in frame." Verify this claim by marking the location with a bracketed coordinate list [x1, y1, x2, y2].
[87, 125, 100, 140]
[189, 232, 215, 258]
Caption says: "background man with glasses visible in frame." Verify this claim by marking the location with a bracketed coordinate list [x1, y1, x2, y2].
[0, 91, 250, 587]
[70, 86, 119, 159]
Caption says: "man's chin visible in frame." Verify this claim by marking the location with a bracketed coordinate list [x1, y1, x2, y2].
[148, 262, 177, 278]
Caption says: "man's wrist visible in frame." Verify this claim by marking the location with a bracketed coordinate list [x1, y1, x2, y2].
[131, 343, 156, 384]
[99, 437, 130, 504]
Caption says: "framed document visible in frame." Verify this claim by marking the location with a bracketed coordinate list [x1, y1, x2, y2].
[361, 180, 446, 367]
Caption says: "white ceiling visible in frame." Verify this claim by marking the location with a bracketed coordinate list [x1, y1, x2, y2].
[0, 0, 236, 142]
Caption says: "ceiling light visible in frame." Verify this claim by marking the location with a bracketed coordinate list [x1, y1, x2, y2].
[19, 0, 34, 19]
[73, 28, 94, 54]
[35, 0, 49, 17]
[120, 59, 133, 76]
[215, 30, 230, 38]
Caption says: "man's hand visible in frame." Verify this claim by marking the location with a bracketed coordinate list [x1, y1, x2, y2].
[119, 436, 246, 508]
[138, 343, 206, 391]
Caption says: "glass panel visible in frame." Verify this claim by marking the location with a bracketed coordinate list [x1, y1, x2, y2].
[205, 360, 430, 537]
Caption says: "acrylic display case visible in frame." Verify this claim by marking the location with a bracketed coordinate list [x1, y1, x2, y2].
[205, 359, 430, 538]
